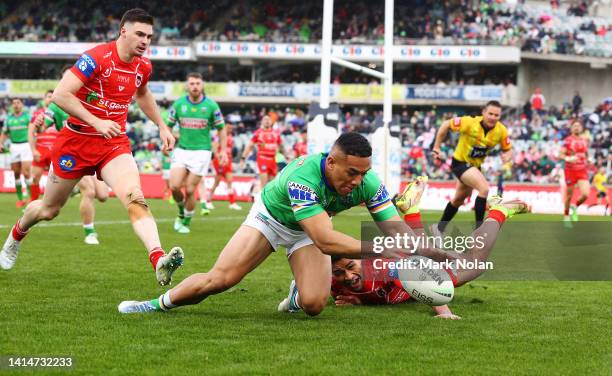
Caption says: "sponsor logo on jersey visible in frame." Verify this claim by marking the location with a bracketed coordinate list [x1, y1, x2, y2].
[86, 91, 99, 104]
[75, 53, 96, 78]
[102, 67, 112, 78]
[367, 184, 392, 213]
[117, 75, 130, 84]
[58, 154, 76, 171]
[96, 99, 129, 111]
[118, 86, 125, 92]
[180, 118, 208, 129]
[288, 182, 318, 212]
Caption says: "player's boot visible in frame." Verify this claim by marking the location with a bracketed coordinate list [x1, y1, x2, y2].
[84, 232, 100, 245]
[200, 202, 210, 216]
[177, 225, 191, 234]
[489, 197, 531, 220]
[173, 217, 183, 231]
[0, 234, 21, 270]
[168, 196, 175, 205]
[570, 205, 579, 222]
[277, 280, 300, 313]
[15, 200, 26, 209]
[155, 247, 184, 286]
[487, 195, 504, 208]
[394, 175, 428, 215]
[118, 300, 159, 314]
[563, 215, 573, 228]
[228, 203, 242, 210]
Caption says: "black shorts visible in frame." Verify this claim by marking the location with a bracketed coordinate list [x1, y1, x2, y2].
[597, 191, 607, 199]
[451, 158, 479, 180]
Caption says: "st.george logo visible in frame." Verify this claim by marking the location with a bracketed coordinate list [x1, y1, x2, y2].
[59, 155, 76, 172]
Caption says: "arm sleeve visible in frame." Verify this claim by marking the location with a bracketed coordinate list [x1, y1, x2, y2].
[449, 116, 468, 133]
[70, 48, 100, 84]
[212, 103, 225, 130]
[288, 178, 325, 222]
[167, 102, 178, 126]
[500, 125, 512, 151]
[386, 280, 411, 304]
[363, 172, 400, 222]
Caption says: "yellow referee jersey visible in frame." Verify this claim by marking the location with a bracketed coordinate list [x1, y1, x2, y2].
[593, 173, 607, 192]
[450, 115, 512, 167]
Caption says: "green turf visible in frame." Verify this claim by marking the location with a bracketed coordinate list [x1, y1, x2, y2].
[0, 194, 610, 375]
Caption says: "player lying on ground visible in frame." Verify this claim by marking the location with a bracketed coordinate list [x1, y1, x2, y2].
[278, 177, 530, 318]
[118, 133, 458, 315]
[0, 9, 183, 285]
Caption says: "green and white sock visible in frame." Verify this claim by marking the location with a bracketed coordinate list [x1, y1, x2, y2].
[177, 202, 185, 219]
[83, 223, 96, 236]
[183, 210, 194, 226]
[200, 201, 208, 210]
[157, 291, 177, 311]
[15, 183, 23, 200]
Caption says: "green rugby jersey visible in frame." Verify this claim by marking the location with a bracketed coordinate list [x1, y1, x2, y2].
[44, 102, 69, 130]
[168, 96, 225, 151]
[261, 153, 399, 231]
[3, 111, 30, 143]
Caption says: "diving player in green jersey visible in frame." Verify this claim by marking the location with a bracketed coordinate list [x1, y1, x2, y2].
[0, 98, 33, 208]
[118, 133, 487, 316]
[167, 72, 227, 233]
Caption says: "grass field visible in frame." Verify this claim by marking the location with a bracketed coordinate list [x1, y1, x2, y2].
[0, 193, 610, 375]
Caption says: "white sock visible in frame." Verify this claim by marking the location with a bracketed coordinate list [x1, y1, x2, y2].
[159, 291, 177, 311]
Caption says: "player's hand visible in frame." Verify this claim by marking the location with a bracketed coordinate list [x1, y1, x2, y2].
[93, 119, 121, 139]
[33, 149, 41, 162]
[415, 247, 459, 262]
[159, 127, 175, 152]
[434, 313, 462, 320]
[432, 148, 445, 160]
[335, 295, 362, 306]
[34, 114, 44, 127]
[218, 152, 229, 166]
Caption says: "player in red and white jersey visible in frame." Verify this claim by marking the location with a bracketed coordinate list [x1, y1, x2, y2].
[28, 90, 56, 202]
[293, 129, 308, 158]
[207, 123, 242, 211]
[559, 120, 591, 225]
[0, 9, 183, 286]
[240, 115, 284, 188]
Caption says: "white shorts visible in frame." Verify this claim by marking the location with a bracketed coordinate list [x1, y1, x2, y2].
[162, 169, 170, 180]
[10, 143, 33, 163]
[242, 195, 314, 257]
[171, 148, 212, 176]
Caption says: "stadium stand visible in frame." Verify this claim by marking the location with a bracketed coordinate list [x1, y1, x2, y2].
[0, 0, 609, 57]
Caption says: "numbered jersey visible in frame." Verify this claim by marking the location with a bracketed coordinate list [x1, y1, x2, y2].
[450, 115, 511, 167]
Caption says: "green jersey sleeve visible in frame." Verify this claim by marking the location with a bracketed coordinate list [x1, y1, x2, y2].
[167, 101, 179, 126]
[210, 101, 225, 130]
[363, 172, 399, 222]
[287, 177, 325, 222]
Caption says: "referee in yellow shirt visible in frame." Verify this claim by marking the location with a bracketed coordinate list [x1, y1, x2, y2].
[432, 101, 513, 231]
[589, 166, 609, 214]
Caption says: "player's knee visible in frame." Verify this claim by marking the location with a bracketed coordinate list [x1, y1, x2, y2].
[300, 295, 327, 317]
[125, 187, 149, 216]
[204, 270, 240, 294]
[39, 205, 61, 220]
[477, 186, 489, 197]
[97, 194, 108, 203]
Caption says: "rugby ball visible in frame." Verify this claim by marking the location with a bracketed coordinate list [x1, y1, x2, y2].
[396, 256, 455, 306]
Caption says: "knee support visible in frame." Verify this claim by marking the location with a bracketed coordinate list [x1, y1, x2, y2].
[127, 187, 148, 209]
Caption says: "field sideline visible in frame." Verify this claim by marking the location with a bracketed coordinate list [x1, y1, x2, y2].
[0, 194, 610, 375]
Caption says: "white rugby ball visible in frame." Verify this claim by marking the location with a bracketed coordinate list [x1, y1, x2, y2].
[397, 256, 455, 306]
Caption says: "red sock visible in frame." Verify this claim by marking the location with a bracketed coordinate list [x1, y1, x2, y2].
[487, 209, 506, 225]
[564, 208, 570, 216]
[149, 247, 165, 270]
[30, 185, 40, 201]
[228, 192, 235, 204]
[403, 212, 424, 230]
[11, 220, 28, 241]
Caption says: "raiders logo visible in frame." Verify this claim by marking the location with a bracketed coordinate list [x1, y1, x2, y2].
[136, 73, 143, 87]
